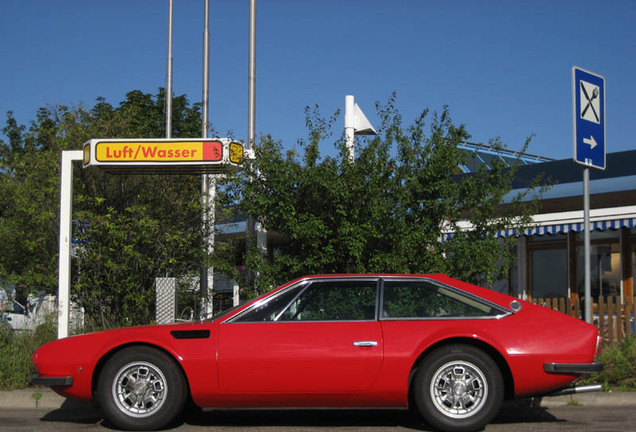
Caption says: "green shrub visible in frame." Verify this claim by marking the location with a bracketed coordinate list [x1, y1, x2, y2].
[583, 336, 636, 391]
[0, 319, 56, 391]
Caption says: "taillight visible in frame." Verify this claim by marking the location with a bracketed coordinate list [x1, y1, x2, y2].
[594, 335, 603, 359]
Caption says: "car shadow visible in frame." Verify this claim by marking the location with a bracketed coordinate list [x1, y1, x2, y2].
[39, 398, 102, 425]
[184, 408, 431, 430]
[37, 398, 563, 430]
[493, 398, 563, 425]
[184, 401, 563, 430]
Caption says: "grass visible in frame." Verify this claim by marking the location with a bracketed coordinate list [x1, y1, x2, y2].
[0, 320, 56, 391]
[581, 336, 636, 391]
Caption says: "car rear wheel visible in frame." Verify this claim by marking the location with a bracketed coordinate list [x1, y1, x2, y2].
[97, 346, 187, 431]
[413, 344, 504, 432]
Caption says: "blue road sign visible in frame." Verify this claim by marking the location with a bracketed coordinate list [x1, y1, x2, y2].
[573, 67, 606, 170]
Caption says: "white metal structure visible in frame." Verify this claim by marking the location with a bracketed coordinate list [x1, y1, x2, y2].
[58, 150, 83, 339]
[344, 95, 377, 162]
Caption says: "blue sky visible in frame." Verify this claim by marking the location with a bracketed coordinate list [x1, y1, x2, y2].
[1, 0, 634, 161]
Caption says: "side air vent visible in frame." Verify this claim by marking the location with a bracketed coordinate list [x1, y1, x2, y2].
[170, 330, 211, 340]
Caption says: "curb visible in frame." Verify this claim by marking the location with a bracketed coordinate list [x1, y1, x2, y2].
[537, 391, 636, 408]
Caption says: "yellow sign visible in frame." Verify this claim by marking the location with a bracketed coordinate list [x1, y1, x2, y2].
[83, 138, 244, 174]
[95, 140, 223, 162]
[229, 142, 244, 164]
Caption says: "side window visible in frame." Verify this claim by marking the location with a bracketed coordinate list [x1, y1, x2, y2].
[382, 280, 500, 318]
[231, 284, 305, 322]
[279, 281, 377, 321]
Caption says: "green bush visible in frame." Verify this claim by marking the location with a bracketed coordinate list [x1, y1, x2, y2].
[0, 320, 56, 391]
[583, 336, 636, 391]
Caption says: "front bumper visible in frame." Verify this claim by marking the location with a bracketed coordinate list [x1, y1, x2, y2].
[544, 362, 603, 374]
[31, 375, 74, 387]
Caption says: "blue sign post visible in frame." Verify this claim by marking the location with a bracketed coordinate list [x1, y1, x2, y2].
[573, 66, 606, 326]
[573, 67, 606, 169]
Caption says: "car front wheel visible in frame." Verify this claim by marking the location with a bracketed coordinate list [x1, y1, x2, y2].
[97, 346, 187, 431]
[413, 344, 504, 432]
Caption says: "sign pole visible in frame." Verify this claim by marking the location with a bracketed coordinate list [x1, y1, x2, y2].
[201, 0, 214, 318]
[573, 66, 606, 324]
[166, 0, 174, 139]
[583, 167, 592, 323]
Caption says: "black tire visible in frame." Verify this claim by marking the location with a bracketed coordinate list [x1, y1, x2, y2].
[413, 344, 504, 432]
[97, 346, 187, 431]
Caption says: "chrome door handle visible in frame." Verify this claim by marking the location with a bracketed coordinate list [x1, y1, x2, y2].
[353, 340, 378, 347]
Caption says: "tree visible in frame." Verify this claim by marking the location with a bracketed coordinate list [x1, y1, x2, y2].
[0, 90, 208, 328]
[233, 94, 539, 291]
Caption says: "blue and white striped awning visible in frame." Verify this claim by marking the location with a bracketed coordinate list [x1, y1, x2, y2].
[497, 217, 636, 238]
[441, 217, 636, 241]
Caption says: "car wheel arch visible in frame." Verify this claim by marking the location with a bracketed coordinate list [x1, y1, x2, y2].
[407, 337, 515, 408]
[91, 342, 190, 400]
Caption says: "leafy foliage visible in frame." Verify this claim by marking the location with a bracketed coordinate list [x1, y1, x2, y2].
[0, 319, 56, 390]
[1, 89, 540, 328]
[233, 93, 539, 291]
[0, 90, 207, 328]
[584, 337, 636, 391]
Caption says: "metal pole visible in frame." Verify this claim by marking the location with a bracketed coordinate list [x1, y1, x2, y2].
[166, 0, 174, 138]
[245, 0, 257, 281]
[202, 0, 209, 139]
[201, 0, 214, 317]
[248, 0, 256, 151]
[345, 95, 355, 162]
[583, 167, 592, 323]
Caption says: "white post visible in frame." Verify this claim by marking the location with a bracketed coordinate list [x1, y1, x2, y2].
[58, 150, 83, 339]
[345, 95, 355, 162]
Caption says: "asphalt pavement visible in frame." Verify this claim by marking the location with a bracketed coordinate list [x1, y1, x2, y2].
[1, 387, 635, 410]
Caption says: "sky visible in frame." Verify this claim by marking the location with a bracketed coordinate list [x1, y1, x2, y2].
[0, 0, 634, 161]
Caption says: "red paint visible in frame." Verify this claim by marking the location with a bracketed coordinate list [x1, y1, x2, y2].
[32, 274, 600, 409]
[202, 140, 222, 161]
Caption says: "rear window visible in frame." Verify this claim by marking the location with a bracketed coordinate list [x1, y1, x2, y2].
[382, 280, 502, 318]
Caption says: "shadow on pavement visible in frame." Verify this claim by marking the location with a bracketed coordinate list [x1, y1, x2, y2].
[39, 398, 102, 425]
[184, 408, 430, 430]
[35, 398, 564, 430]
[493, 399, 562, 425]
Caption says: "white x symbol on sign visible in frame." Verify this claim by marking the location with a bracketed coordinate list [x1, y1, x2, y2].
[580, 80, 600, 124]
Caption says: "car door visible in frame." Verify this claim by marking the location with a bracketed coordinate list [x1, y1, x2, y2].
[217, 278, 383, 394]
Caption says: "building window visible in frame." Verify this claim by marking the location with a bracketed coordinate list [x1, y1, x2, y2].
[575, 231, 621, 300]
[529, 247, 568, 298]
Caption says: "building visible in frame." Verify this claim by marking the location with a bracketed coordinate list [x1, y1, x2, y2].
[501, 149, 636, 302]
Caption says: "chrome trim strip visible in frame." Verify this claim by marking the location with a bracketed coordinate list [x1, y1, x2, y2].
[380, 314, 511, 321]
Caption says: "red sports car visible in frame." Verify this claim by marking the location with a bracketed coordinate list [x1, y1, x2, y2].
[32, 274, 602, 432]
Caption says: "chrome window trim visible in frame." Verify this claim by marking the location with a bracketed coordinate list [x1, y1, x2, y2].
[225, 276, 381, 324]
[379, 276, 511, 320]
[223, 280, 310, 324]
